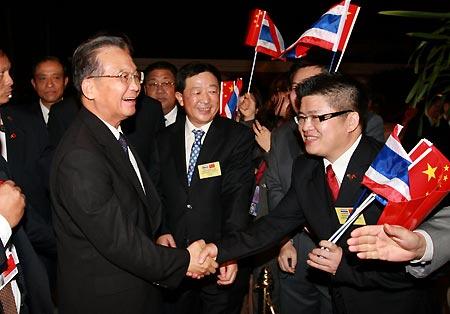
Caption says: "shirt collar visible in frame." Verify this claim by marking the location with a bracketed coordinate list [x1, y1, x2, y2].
[185, 116, 212, 135]
[164, 105, 178, 126]
[323, 134, 362, 185]
[98, 116, 123, 141]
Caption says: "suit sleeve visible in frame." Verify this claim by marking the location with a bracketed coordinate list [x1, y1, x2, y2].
[406, 205, 450, 278]
[217, 160, 307, 263]
[220, 127, 255, 236]
[54, 148, 189, 287]
[265, 128, 286, 210]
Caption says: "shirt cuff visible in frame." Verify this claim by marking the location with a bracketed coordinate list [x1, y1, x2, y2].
[0, 214, 12, 247]
[410, 230, 433, 263]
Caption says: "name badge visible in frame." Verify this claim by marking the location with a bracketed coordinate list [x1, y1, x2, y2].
[198, 161, 221, 179]
[335, 207, 366, 225]
[0, 250, 19, 288]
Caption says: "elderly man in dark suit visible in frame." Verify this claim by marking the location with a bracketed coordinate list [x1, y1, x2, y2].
[50, 35, 217, 314]
[200, 72, 437, 314]
[155, 62, 254, 314]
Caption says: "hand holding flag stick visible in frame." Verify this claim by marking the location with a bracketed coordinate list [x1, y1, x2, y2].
[328, 125, 413, 243]
[328, 124, 450, 244]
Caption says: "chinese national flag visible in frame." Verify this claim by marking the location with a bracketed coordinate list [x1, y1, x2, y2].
[245, 9, 265, 47]
[377, 140, 450, 230]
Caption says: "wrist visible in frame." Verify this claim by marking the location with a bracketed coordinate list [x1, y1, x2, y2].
[414, 232, 426, 260]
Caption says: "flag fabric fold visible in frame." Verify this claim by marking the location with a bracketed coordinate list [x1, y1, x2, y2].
[245, 9, 285, 58]
[220, 78, 243, 119]
[362, 124, 412, 202]
[377, 139, 450, 230]
[281, 1, 360, 59]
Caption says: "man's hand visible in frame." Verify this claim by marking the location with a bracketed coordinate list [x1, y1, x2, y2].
[0, 180, 25, 228]
[278, 240, 297, 273]
[217, 260, 238, 285]
[156, 234, 177, 248]
[198, 243, 218, 264]
[186, 240, 218, 279]
[307, 240, 342, 275]
[347, 224, 426, 261]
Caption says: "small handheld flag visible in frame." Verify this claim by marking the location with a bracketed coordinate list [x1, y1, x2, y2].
[220, 78, 243, 119]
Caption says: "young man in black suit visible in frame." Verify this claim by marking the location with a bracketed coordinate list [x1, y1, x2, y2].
[200, 72, 437, 314]
[155, 62, 254, 314]
[50, 36, 217, 314]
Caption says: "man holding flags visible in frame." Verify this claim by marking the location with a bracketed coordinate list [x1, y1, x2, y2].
[200, 72, 437, 314]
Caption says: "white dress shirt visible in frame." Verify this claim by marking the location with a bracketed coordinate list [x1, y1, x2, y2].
[164, 106, 178, 127]
[184, 118, 212, 171]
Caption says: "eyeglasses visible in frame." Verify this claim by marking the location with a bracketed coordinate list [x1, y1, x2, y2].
[294, 110, 354, 126]
[86, 71, 144, 85]
[145, 81, 175, 89]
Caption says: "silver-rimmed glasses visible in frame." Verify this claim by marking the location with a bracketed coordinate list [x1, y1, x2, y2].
[86, 71, 144, 85]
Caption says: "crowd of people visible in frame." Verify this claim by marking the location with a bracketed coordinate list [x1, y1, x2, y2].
[0, 33, 448, 314]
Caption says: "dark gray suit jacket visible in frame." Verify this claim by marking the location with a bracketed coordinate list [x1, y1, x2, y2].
[50, 107, 190, 314]
[407, 205, 450, 278]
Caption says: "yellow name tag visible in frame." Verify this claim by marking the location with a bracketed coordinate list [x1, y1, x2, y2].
[198, 162, 221, 179]
[335, 207, 366, 225]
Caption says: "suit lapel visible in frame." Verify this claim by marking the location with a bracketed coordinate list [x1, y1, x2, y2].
[189, 117, 224, 187]
[1, 107, 26, 177]
[172, 117, 189, 189]
[337, 137, 375, 208]
[80, 108, 150, 211]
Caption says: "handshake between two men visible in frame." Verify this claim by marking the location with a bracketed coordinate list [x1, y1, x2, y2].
[156, 235, 234, 285]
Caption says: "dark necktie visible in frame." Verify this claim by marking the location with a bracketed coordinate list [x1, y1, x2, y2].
[118, 132, 128, 155]
[0, 282, 17, 314]
[326, 164, 340, 202]
[187, 129, 205, 186]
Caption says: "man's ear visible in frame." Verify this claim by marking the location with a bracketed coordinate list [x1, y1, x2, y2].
[31, 78, 36, 90]
[346, 111, 360, 133]
[175, 92, 184, 107]
[81, 79, 94, 101]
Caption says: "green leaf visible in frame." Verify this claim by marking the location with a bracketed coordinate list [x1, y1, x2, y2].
[379, 11, 450, 19]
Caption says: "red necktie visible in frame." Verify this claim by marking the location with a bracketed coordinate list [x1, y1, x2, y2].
[326, 164, 340, 202]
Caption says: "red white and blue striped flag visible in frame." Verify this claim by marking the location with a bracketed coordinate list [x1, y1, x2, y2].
[220, 78, 243, 119]
[281, 1, 360, 60]
[245, 9, 285, 58]
[362, 124, 412, 202]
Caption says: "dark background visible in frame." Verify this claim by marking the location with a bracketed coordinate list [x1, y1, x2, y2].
[1, 1, 449, 110]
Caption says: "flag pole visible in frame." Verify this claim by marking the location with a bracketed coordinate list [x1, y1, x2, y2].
[335, 5, 360, 72]
[247, 50, 258, 93]
[248, 10, 266, 94]
[329, 0, 351, 72]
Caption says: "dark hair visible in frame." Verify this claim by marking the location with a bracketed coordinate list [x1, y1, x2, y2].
[296, 72, 368, 128]
[72, 35, 131, 92]
[143, 61, 177, 81]
[32, 56, 67, 78]
[288, 47, 329, 83]
[176, 63, 221, 92]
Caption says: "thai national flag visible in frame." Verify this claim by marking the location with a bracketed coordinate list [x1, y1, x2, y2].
[281, 1, 360, 59]
[220, 78, 243, 119]
[362, 124, 412, 202]
[245, 9, 285, 58]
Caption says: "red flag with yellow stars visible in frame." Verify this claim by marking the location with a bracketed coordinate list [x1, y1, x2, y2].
[377, 139, 449, 230]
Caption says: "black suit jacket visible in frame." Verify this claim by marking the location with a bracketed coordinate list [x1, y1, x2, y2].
[217, 136, 435, 314]
[0, 159, 53, 314]
[50, 106, 189, 314]
[0, 105, 56, 259]
[156, 114, 255, 247]
[48, 95, 164, 183]
[122, 95, 164, 182]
